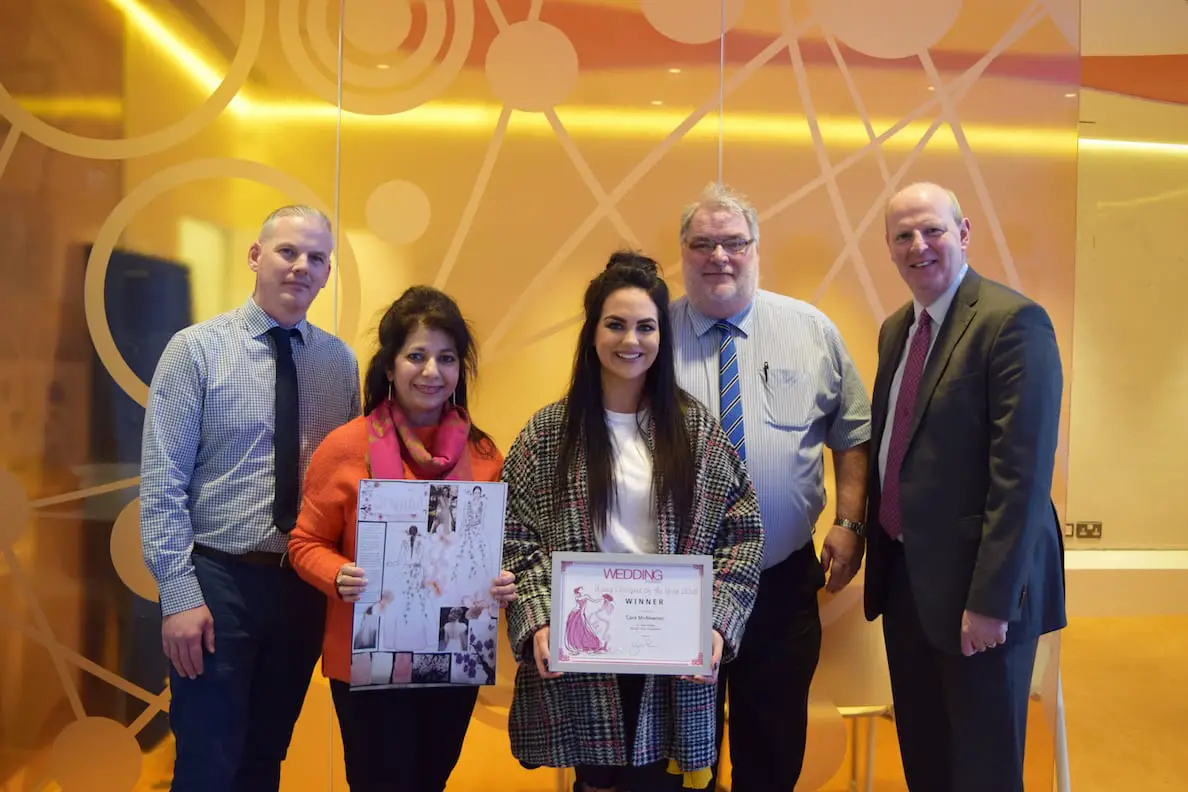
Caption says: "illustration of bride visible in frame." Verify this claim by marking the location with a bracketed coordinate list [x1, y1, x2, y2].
[440, 607, 468, 652]
[430, 488, 454, 533]
[564, 587, 603, 655]
[395, 524, 432, 649]
[588, 594, 615, 651]
[451, 486, 491, 589]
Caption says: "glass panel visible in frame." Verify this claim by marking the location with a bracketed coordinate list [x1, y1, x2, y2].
[332, 0, 728, 788]
[0, 0, 342, 788]
[721, 0, 1077, 788]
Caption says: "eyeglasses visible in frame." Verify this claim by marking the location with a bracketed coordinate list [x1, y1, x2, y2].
[685, 237, 754, 255]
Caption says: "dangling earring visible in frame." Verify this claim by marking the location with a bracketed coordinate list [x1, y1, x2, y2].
[449, 391, 457, 407]
[387, 380, 393, 403]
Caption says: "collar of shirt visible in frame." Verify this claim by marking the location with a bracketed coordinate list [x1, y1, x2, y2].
[241, 296, 310, 345]
[687, 297, 757, 339]
[913, 262, 969, 326]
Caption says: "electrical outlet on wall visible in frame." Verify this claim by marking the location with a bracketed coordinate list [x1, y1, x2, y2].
[1064, 522, 1075, 538]
[1074, 521, 1103, 539]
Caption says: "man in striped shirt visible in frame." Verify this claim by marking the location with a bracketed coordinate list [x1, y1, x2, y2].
[140, 205, 360, 791]
[671, 183, 872, 792]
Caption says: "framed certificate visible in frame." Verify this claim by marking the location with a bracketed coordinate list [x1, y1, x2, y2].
[549, 551, 713, 676]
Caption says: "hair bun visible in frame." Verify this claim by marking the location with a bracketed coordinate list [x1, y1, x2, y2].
[605, 249, 659, 276]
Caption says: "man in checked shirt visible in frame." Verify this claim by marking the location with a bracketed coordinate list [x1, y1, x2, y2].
[140, 205, 360, 791]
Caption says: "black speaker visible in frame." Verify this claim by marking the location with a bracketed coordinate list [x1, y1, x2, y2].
[71, 245, 193, 750]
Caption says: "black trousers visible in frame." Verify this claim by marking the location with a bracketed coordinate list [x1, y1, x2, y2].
[710, 542, 824, 791]
[882, 539, 1038, 792]
[330, 680, 479, 792]
[573, 675, 681, 792]
[168, 551, 325, 792]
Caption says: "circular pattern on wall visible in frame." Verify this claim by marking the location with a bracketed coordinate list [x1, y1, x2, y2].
[0, 0, 264, 159]
[641, 0, 746, 45]
[812, 0, 963, 60]
[344, 0, 414, 55]
[50, 717, 143, 792]
[798, 691, 849, 789]
[110, 499, 158, 602]
[84, 158, 362, 407]
[485, 21, 579, 112]
[365, 180, 432, 245]
[0, 468, 30, 545]
[279, 0, 474, 114]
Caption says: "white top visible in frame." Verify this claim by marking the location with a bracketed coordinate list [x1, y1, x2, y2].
[597, 410, 658, 555]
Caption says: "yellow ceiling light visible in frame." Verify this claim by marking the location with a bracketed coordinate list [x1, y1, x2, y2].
[13, 95, 123, 121]
[1078, 137, 1188, 156]
[107, 0, 253, 113]
[24, 0, 1161, 159]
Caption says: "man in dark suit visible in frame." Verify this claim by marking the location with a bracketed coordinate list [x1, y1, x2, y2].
[865, 182, 1066, 792]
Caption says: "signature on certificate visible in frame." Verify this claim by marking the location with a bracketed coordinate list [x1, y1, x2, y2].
[627, 635, 657, 656]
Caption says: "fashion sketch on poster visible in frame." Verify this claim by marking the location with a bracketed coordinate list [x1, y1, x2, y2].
[452, 485, 494, 590]
[392, 523, 434, 650]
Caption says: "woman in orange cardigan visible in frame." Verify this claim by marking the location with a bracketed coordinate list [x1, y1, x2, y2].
[288, 286, 516, 792]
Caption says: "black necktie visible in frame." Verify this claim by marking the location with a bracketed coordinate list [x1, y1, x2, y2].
[267, 326, 300, 533]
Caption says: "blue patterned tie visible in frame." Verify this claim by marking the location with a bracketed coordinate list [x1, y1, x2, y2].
[715, 321, 746, 462]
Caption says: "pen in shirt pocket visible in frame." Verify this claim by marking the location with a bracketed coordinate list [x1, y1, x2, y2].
[762, 362, 769, 383]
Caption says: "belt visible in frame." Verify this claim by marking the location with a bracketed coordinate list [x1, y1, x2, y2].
[192, 543, 288, 568]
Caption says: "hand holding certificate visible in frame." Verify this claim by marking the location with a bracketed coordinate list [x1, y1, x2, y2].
[548, 551, 715, 677]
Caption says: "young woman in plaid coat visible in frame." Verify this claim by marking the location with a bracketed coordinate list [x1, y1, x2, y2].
[501, 251, 765, 791]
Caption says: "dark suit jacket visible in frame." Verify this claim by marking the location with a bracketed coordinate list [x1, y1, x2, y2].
[864, 269, 1067, 655]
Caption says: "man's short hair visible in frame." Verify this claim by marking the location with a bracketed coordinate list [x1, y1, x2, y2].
[259, 205, 332, 241]
[679, 182, 760, 245]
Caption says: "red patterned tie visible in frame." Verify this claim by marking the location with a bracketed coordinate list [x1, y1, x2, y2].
[880, 310, 933, 540]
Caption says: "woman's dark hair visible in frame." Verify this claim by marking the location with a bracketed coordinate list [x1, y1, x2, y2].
[555, 250, 694, 535]
[362, 286, 496, 455]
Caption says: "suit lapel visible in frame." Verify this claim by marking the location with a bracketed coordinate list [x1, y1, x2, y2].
[872, 305, 913, 452]
[907, 271, 981, 443]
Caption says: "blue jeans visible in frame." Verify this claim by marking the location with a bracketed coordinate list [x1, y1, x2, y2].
[167, 551, 325, 792]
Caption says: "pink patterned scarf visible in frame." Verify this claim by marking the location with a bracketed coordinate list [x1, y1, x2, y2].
[366, 398, 474, 481]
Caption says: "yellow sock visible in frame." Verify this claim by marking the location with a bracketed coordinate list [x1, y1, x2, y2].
[665, 759, 713, 789]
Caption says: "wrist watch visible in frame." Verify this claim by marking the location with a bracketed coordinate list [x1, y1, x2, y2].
[833, 517, 866, 538]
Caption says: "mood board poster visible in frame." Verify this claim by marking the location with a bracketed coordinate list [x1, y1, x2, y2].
[349, 479, 508, 690]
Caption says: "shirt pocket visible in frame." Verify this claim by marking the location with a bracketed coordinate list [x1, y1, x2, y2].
[761, 367, 816, 431]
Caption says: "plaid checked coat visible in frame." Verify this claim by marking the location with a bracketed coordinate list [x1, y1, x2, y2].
[501, 398, 765, 772]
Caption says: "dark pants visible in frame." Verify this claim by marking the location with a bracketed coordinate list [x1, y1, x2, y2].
[711, 542, 824, 792]
[330, 680, 478, 792]
[168, 551, 325, 792]
[882, 540, 1038, 792]
[573, 675, 681, 791]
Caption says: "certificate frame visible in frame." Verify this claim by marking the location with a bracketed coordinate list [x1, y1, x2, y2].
[549, 551, 713, 676]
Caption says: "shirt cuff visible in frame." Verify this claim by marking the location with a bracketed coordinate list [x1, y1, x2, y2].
[158, 570, 206, 617]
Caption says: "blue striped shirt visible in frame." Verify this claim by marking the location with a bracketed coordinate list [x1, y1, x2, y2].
[140, 297, 360, 615]
[672, 290, 872, 568]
